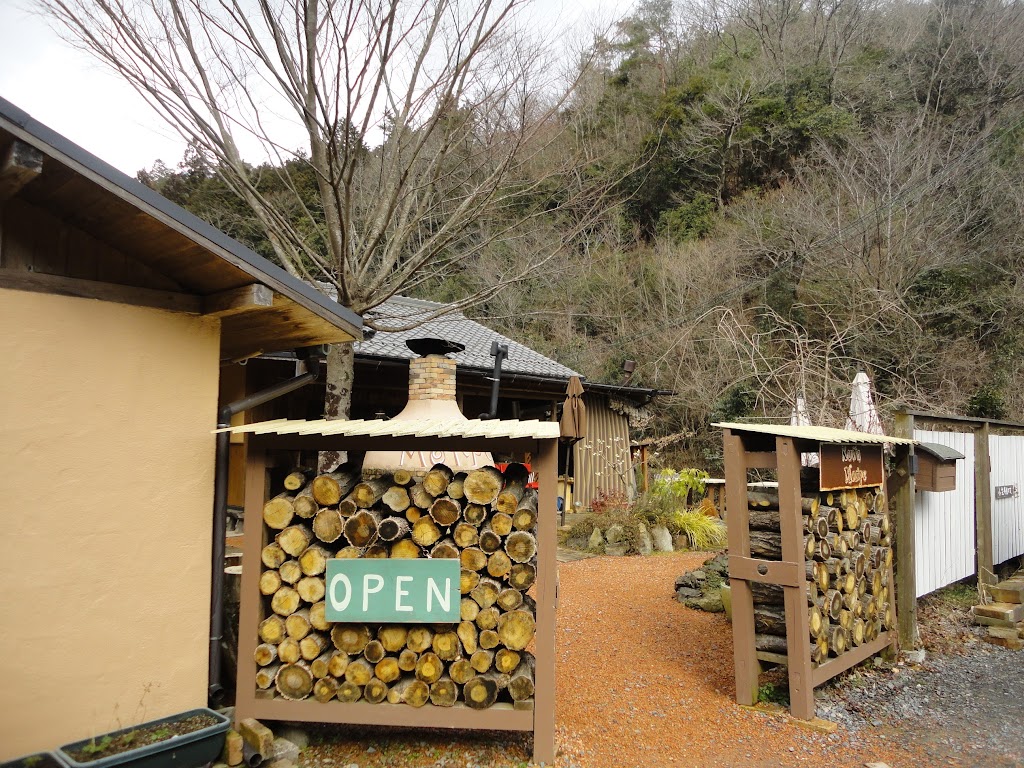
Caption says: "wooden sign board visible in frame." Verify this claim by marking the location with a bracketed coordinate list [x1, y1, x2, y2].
[819, 443, 883, 491]
[325, 559, 460, 623]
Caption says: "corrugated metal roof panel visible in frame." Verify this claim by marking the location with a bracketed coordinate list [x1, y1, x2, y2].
[216, 417, 561, 440]
[712, 422, 914, 445]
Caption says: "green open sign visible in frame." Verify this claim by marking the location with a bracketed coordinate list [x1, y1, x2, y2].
[324, 559, 460, 623]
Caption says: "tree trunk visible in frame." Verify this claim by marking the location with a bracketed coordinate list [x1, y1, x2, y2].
[258, 615, 286, 645]
[299, 632, 328, 661]
[471, 578, 501, 609]
[259, 569, 282, 596]
[432, 630, 461, 660]
[362, 639, 386, 664]
[284, 608, 311, 640]
[370, 659, 397, 688]
[332, 624, 371, 654]
[275, 662, 313, 700]
[487, 550, 512, 578]
[299, 545, 330, 576]
[352, 475, 393, 508]
[464, 466, 504, 505]
[449, 659, 474, 685]
[508, 654, 535, 701]
[458, 620, 478, 654]
[255, 663, 280, 690]
[296, 576, 325, 603]
[378, 516, 410, 542]
[415, 652, 444, 684]
[312, 676, 338, 702]
[278, 560, 302, 585]
[464, 504, 488, 526]
[263, 493, 295, 530]
[382, 485, 411, 513]
[429, 675, 458, 707]
[378, 625, 408, 652]
[513, 493, 538, 531]
[509, 563, 537, 591]
[271, 586, 301, 616]
[429, 497, 462, 526]
[495, 478, 526, 515]
[254, 643, 278, 666]
[447, 473, 468, 500]
[453, 522, 479, 548]
[277, 524, 313, 557]
[319, 342, 353, 473]
[461, 547, 488, 572]
[363, 677, 388, 704]
[423, 464, 455, 497]
[387, 677, 429, 707]
[336, 680, 362, 703]
[344, 509, 379, 547]
[479, 629, 499, 649]
[389, 539, 420, 558]
[495, 648, 521, 674]
[464, 675, 499, 709]
[312, 508, 344, 543]
[497, 609, 536, 650]
[261, 542, 287, 570]
[343, 659, 374, 687]
[311, 465, 359, 506]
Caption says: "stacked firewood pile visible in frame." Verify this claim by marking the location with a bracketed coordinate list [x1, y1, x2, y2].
[747, 487, 895, 665]
[255, 462, 539, 709]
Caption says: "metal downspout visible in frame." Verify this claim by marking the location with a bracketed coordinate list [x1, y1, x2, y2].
[209, 349, 323, 703]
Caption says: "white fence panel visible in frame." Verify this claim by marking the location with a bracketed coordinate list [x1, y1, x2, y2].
[913, 429, 975, 596]
[990, 434, 1024, 564]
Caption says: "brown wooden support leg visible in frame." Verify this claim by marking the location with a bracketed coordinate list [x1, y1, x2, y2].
[234, 445, 268, 725]
[723, 431, 758, 705]
[776, 437, 815, 719]
[532, 439, 557, 765]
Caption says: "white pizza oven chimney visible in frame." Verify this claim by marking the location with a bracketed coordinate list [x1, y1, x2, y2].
[361, 338, 493, 475]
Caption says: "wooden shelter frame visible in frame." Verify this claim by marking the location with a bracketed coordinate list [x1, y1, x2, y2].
[233, 429, 558, 764]
[721, 426, 899, 720]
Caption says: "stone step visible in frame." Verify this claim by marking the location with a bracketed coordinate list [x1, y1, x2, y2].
[971, 609, 1021, 628]
[986, 579, 1024, 604]
[973, 602, 1024, 623]
[984, 626, 1024, 650]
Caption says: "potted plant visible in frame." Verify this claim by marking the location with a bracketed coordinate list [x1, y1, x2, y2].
[1, 753, 68, 768]
[57, 709, 229, 768]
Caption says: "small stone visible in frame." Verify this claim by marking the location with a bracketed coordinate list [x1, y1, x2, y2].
[271, 739, 300, 765]
[604, 542, 629, 557]
[605, 524, 624, 544]
[588, 527, 604, 550]
[690, 570, 707, 581]
[636, 522, 653, 556]
[274, 727, 310, 750]
[366, 746, 377, 753]
[651, 524, 674, 552]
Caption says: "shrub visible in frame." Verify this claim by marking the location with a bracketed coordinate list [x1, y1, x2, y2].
[672, 510, 727, 551]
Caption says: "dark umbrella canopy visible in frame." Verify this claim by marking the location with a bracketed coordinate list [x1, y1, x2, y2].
[559, 376, 587, 439]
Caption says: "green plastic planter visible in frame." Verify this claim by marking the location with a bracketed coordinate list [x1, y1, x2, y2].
[57, 709, 229, 768]
[0, 752, 68, 768]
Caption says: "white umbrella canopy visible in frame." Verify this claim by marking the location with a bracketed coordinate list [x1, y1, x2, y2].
[846, 371, 885, 435]
[790, 394, 819, 467]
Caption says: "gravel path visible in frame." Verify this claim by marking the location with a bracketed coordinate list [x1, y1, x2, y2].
[817, 637, 1024, 767]
[302, 551, 1021, 768]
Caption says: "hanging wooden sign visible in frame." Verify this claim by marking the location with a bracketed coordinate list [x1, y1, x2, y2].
[819, 443, 883, 490]
[325, 559, 460, 623]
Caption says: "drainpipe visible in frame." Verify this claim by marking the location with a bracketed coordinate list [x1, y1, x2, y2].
[209, 347, 324, 703]
[481, 341, 508, 419]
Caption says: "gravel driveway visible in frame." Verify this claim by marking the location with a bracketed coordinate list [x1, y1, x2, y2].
[301, 551, 1022, 768]
[817, 637, 1024, 767]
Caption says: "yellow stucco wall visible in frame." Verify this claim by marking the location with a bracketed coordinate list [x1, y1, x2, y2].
[0, 288, 220, 758]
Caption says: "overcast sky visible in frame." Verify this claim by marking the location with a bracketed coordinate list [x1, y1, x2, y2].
[0, 1, 628, 178]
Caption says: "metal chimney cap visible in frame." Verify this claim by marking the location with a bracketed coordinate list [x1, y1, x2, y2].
[405, 337, 466, 357]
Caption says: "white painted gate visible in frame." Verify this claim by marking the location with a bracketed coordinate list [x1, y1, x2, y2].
[913, 429, 976, 596]
[990, 434, 1024, 564]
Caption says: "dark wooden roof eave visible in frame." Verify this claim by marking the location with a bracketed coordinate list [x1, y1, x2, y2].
[0, 98, 363, 357]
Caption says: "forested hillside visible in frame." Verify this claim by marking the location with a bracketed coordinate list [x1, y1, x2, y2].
[139, 0, 1024, 461]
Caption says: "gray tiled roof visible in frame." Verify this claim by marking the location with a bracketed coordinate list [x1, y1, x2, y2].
[354, 295, 582, 380]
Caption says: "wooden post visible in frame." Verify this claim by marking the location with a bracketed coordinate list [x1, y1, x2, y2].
[893, 411, 917, 649]
[235, 445, 268, 723]
[532, 439, 558, 766]
[777, 437, 814, 719]
[975, 421, 994, 585]
[723, 430, 758, 706]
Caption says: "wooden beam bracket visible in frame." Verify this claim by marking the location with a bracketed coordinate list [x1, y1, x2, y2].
[203, 283, 274, 317]
[0, 140, 44, 202]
